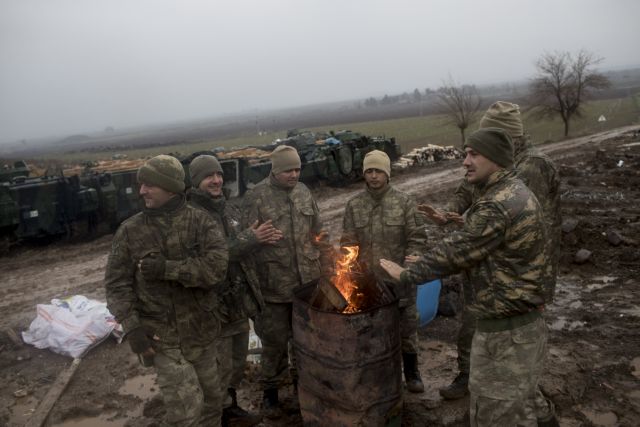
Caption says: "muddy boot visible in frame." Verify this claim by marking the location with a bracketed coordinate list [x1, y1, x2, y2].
[537, 396, 559, 427]
[224, 388, 262, 427]
[402, 353, 425, 393]
[262, 388, 282, 420]
[439, 372, 469, 400]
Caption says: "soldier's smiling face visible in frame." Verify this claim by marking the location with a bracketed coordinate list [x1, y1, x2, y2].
[463, 148, 501, 184]
[139, 183, 176, 208]
[364, 168, 388, 190]
[199, 172, 224, 197]
[273, 168, 301, 188]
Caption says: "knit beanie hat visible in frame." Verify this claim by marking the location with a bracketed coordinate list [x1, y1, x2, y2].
[189, 155, 223, 188]
[479, 101, 524, 138]
[363, 150, 391, 178]
[464, 128, 514, 168]
[270, 145, 301, 175]
[137, 154, 185, 193]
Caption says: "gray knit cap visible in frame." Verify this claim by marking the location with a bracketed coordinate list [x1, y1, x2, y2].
[189, 155, 223, 188]
[464, 128, 514, 168]
[137, 154, 185, 193]
[479, 101, 524, 138]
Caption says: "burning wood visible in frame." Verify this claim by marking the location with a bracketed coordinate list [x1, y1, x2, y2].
[311, 245, 395, 313]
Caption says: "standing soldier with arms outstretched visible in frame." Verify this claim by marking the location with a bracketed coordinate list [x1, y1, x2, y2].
[242, 145, 334, 419]
[105, 155, 228, 427]
[341, 150, 428, 393]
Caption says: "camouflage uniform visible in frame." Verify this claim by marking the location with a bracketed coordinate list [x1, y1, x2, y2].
[188, 189, 264, 407]
[401, 169, 548, 426]
[447, 134, 560, 376]
[105, 195, 228, 427]
[242, 175, 333, 390]
[341, 185, 427, 354]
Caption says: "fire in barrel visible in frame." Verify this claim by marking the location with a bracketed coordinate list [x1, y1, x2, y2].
[292, 246, 402, 426]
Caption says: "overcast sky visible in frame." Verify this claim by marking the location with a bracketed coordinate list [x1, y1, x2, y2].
[1, 0, 638, 143]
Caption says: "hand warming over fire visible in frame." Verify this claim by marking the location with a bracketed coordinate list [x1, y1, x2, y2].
[379, 258, 406, 281]
[251, 220, 283, 244]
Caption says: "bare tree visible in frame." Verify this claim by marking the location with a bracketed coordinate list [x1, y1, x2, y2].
[530, 50, 610, 137]
[437, 78, 483, 145]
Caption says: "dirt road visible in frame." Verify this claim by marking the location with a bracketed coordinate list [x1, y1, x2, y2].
[1, 126, 639, 426]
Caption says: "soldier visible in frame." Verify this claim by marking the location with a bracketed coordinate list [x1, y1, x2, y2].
[105, 155, 229, 427]
[188, 155, 283, 426]
[242, 145, 334, 419]
[422, 102, 561, 405]
[381, 128, 556, 427]
[341, 150, 427, 393]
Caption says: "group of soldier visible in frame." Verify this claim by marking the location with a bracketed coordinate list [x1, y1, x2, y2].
[104, 100, 561, 427]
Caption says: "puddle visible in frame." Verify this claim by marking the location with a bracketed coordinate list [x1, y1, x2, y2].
[579, 408, 618, 427]
[9, 395, 39, 426]
[549, 316, 586, 331]
[118, 373, 157, 400]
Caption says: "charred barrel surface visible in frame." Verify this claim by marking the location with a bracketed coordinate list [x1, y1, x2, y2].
[293, 283, 402, 427]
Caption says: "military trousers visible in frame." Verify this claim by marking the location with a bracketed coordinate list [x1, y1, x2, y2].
[219, 325, 250, 408]
[153, 340, 224, 427]
[254, 302, 297, 390]
[456, 305, 476, 374]
[469, 316, 547, 427]
[399, 293, 419, 355]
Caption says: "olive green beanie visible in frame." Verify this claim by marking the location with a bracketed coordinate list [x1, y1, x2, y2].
[137, 154, 185, 193]
[479, 101, 524, 138]
[363, 150, 391, 178]
[270, 145, 301, 175]
[189, 155, 223, 188]
[464, 128, 514, 168]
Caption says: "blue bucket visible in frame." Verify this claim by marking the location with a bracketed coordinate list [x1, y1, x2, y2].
[416, 279, 442, 327]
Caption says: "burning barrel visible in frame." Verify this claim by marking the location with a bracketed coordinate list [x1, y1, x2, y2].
[292, 281, 402, 427]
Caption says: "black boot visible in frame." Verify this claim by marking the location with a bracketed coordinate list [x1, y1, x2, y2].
[262, 388, 282, 420]
[223, 388, 262, 427]
[439, 371, 469, 400]
[402, 353, 425, 393]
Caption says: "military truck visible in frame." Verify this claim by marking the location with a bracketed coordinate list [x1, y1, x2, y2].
[182, 129, 401, 198]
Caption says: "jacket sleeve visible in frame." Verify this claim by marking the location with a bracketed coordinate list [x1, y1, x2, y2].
[164, 214, 228, 288]
[228, 227, 260, 261]
[340, 201, 359, 248]
[311, 198, 335, 275]
[446, 179, 474, 214]
[404, 196, 428, 258]
[104, 226, 140, 332]
[401, 201, 508, 286]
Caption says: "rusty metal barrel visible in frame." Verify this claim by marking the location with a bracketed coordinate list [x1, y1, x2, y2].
[292, 283, 402, 427]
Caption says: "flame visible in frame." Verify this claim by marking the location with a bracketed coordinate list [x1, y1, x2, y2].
[332, 246, 363, 313]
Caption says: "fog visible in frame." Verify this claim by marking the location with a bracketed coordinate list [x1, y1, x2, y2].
[1, 0, 639, 143]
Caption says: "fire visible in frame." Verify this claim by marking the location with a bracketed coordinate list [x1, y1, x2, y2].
[332, 246, 364, 313]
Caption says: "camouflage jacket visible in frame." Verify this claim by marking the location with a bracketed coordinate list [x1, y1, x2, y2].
[105, 195, 228, 355]
[341, 185, 427, 281]
[447, 134, 561, 301]
[241, 176, 334, 303]
[402, 169, 547, 319]
[188, 189, 264, 335]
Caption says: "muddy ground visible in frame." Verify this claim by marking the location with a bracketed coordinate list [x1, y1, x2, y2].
[1, 126, 639, 427]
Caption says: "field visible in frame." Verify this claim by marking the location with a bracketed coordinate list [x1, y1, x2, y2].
[20, 95, 640, 165]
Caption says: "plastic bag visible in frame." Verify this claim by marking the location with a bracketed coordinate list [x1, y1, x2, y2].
[22, 295, 123, 358]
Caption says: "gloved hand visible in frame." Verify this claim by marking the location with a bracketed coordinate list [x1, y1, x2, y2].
[139, 253, 166, 281]
[127, 326, 156, 354]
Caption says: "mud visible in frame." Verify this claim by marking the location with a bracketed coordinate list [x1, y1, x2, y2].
[0, 126, 639, 426]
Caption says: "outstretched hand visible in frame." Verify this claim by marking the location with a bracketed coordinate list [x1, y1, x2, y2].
[251, 220, 283, 244]
[379, 258, 406, 281]
[417, 204, 464, 226]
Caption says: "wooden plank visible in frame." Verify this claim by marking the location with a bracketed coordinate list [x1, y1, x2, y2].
[25, 358, 82, 427]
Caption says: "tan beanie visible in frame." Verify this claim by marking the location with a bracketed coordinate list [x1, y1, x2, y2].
[479, 101, 524, 138]
[363, 150, 391, 178]
[270, 145, 301, 175]
[137, 155, 185, 193]
[189, 155, 223, 188]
